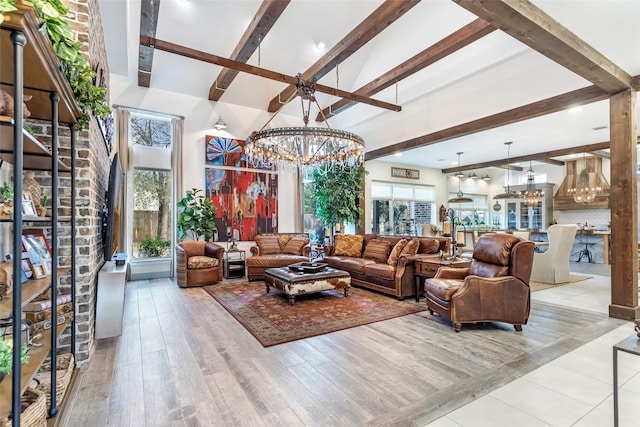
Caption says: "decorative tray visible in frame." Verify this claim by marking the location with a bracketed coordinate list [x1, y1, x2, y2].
[287, 262, 328, 273]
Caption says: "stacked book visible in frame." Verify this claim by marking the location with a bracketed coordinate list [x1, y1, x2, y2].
[24, 294, 73, 335]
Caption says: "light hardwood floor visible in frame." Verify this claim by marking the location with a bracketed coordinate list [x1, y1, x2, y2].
[60, 273, 625, 427]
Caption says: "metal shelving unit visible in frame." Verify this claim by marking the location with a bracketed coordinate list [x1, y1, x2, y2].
[1, 1, 81, 424]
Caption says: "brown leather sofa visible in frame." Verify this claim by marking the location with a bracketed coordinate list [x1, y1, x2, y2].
[175, 241, 225, 287]
[424, 233, 534, 332]
[247, 233, 311, 280]
[323, 234, 450, 300]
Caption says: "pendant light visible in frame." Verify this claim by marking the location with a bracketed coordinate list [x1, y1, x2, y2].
[448, 152, 473, 204]
[494, 141, 523, 200]
[568, 153, 601, 204]
[522, 161, 543, 207]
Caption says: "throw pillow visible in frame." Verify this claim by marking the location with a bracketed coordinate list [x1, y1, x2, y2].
[187, 256, 218, 269]
[387, 238, 408, 266]
[333, 234, 364, 257]
[255, 235, 280, 255]
[282, 237, 309, 255]
[419, 238, 441, 254]
[400, 239, 419, 256]
[362, 239, 392, 263]
[276, 234, 293, 250]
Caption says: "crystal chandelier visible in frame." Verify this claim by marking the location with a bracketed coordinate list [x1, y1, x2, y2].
[245, 74, 365, 174]
[568, 154, 602, 204]
[522, 161, 543, 207]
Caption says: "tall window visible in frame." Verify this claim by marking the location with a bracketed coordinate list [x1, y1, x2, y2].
[371, 181, 435, 235]
[130, 114, 173, 259]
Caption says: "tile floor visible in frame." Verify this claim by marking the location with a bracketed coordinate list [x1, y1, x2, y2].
[426, 267, 640, 427]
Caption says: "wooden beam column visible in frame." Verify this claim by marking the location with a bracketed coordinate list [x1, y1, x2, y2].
[609, 89, 640, 320]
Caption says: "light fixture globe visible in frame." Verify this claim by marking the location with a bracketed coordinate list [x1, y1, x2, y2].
[568, 154, 602, 204]
[245, 74, 365, 174]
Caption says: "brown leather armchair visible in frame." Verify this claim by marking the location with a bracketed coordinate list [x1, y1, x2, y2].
[175, 241, 225, 287]
[424, 233, 534, 332]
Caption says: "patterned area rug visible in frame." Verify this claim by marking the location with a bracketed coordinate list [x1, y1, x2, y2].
[204, 281, 426, 347]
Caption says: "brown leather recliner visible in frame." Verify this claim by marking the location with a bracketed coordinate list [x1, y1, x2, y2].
[424, 233, 534, 332]
[175, 241, 225, 287]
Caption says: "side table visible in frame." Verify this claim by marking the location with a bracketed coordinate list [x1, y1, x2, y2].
[223, 249, 246, 279]
[414, 257, 471, 302]
[613, 334, 640, 426]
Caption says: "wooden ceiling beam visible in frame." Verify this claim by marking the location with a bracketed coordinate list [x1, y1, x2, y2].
[208, 0, 290, 102]
[365, 84, 608, 160]
[266, 0, 420, 113]
[140, 35, 401, 112]
[137, 0, 161, 87]
[589, 150, 611, 159]
[441, 139, 640, 174]
[315, 18, 495, 121]
[536, 158, 565, 166]
[453, 0, 632, 93]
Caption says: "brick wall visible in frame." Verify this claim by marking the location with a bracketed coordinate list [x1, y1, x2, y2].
[23, 0, 111, 367]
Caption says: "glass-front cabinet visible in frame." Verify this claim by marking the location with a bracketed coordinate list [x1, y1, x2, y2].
[495, 183, 555, 230]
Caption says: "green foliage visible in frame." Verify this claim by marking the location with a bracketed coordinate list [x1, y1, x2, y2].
[177, 188, 218, 241]
[0, 340, 30, 375]
[26, 0, 110, 128]
[140, 237, 171, 257]
[40, 193, 48, 207]
[0, 182, 13, 200]
[0, 0, 17, 24]
[310, 165, 367, 230]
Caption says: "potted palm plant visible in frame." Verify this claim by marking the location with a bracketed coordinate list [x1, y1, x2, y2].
[177, 188, 218, 241]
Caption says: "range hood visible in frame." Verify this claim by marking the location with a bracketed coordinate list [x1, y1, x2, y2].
[553, 156, 610, 210]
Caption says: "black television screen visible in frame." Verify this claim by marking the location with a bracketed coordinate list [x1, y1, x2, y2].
[102, 153, 123, 261]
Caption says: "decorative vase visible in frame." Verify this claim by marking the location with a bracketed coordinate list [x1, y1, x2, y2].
[23, 172, 41, 210]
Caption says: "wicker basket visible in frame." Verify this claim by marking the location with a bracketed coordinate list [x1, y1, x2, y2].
[0, 387, 46, 427]
[34, 353, 74, 408]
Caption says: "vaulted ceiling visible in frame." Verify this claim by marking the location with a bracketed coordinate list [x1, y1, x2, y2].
[98, 0, 640, 172]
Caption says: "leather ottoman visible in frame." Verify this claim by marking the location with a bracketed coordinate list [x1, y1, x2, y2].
[264, 266, 351, 305]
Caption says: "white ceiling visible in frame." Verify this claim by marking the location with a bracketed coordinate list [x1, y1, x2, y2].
[98, 0, 640, 171]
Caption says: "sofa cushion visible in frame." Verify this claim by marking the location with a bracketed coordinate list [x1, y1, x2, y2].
[418, 238, 441, 254]
[256, 235, 281, 255]
[334, 234, 364, 257]
[188, 256, 218, 269]
[400, 239, 419, 256]
[246, 254, 308, 269]
[387, 239, 408, 266]
[362, 239, 392, 263]
[424, 279, 462, 301]
[282, 237, 309, 255]
[324, 256, 375, 274]
[363, 263, 395, 280]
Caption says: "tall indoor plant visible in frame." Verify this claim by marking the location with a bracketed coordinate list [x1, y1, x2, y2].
[310, 165, 367, 235]
[177, 188, 217, 241]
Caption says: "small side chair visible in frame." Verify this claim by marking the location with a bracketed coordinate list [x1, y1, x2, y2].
[175, 241, 225, 287]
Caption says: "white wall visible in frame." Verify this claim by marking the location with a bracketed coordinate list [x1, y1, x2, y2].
[109, 77, 299, 234]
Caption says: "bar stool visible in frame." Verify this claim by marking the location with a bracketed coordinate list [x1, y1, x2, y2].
[576, 229, 594, 263]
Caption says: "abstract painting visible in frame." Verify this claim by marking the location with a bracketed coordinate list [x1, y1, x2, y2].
[205, 167, 278, 242]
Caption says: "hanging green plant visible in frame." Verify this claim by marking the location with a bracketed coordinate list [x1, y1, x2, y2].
[0, 0, 110, 128]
